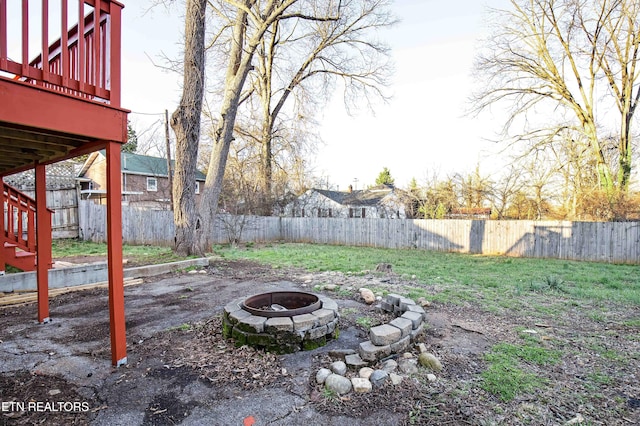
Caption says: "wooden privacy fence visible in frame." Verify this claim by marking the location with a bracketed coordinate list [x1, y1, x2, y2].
[22, 188, 78, 238]
[78, 201, 640, 264]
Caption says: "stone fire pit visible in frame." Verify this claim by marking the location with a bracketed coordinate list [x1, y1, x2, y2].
[222, 291, 339, 353]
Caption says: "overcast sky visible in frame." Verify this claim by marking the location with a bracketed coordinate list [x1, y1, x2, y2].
[119, 0, 512, 190]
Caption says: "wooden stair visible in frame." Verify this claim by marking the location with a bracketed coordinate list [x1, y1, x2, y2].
[1, 182, 52, 273]
[3, 242, 37, 272]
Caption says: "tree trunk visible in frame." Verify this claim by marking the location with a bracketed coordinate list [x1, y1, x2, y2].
[171, 0, 207, 256]
[197, 3, 256, 249]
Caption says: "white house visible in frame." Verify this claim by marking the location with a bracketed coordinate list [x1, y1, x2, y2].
[286, 184, 408, 218]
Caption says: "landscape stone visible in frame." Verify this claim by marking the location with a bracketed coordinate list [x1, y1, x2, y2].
[369, 370, 389, 388]
[426, 374, 437, 382]
[410, 324, 425, 342]
[237, 315, 267, 333]
[328, 349, 356, 360]
[320, 298, 339, 313]
[390, 335, 411, 353]
[264, 317, 294, 333]
[323, 284, 338, 291]
[401, 311, 423, 329]
[223, 298, 243, 315]
[379, 300, 394, 312]
[418, 353, 443, 371]
[370, 324, 402, 346]
[292, 314, 317, 331]
[359, 341, 392, 361]
[330, 360, 347, 376]
[305, 324, 328, 340]
[326, 319, 338, 336]
[399, 297, 416, 311]
[381, 359, 398, 373]
[316, 368, 332, 384]
[417, 343, 428, 354]
[389, 317, 413, 338]
[228, 309, 252, 324]
[406, 304, 427, 319]
[311, 309, 335, 326]
[359, 288, 376, 304]
[386, 293, 402, 306]
[389, 373, 403, 385]
[359, 367, 374, 379]
[325, 374, 352, 395]
[345, 353, 367, 369]
[351, 377, 372, 393]
[397, 358, 419, 374]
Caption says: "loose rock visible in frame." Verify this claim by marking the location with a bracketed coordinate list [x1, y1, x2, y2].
[359, 367, 374, 379]
[389, 373, 403, 385]
[381, 359, 398, 373]
[426, 374, 437, 382]
[369, 369, 389, 388]
[330, 360, 347, 376]
[325, 374, 352, 395]
[351, 377, 372, 393]
[398, 358, 419, 375]
[316, 368, 332, 384]
[359, 288, 376, 304]
[418, 352, 443, 371]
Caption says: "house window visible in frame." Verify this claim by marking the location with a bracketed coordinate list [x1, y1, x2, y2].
[195, 181, 200, 194]
[147, 177, 158, 192]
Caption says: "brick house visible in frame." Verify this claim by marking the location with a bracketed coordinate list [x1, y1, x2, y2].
[78, 151, 206, 209]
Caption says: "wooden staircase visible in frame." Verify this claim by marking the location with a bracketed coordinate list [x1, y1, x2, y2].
[1, 181, 52, 272]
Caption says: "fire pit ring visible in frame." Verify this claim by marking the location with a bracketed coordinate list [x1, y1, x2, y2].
[241, 291, 322, 317]
[222, 291, 339, 354]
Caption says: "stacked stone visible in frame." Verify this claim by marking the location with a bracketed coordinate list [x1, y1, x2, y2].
[222, 295, 339, 354]
[358, 293, 427, 362]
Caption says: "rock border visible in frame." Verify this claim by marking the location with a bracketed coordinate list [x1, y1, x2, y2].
[353, 293, 427, 365]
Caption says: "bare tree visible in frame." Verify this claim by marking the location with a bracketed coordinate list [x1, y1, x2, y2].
[171, 0, 207, 255]
[472, 0, 640, 201]
[249, 0, 394, 212]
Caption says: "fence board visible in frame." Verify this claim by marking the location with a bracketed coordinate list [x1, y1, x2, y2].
[77, 201, 640, 264]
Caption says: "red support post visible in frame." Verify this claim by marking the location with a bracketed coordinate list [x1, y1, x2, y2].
[35, 163, 51, 323]
[0, 181, 5, 275]
[106, 141, 127, 366]
[41, 0, 49, 83]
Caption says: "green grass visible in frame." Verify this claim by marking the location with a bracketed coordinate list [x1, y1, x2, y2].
[213, 243, 640, 306]
[481, 340, 561, 401]
[52, 238, 196, 266]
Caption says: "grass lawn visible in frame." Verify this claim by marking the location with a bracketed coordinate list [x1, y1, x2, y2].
[51, 239, 194, 267]
[214, 243, 640, 307]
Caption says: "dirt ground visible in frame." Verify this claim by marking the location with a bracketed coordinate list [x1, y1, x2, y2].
[1, 258, 639, 425]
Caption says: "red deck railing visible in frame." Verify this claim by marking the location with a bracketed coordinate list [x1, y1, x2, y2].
[0, 0, 123, 107]
[1, 181, 46, 254]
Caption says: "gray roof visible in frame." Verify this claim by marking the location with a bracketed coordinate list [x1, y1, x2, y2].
[80, 151, 206, 181]
[314, 185, 395, 207]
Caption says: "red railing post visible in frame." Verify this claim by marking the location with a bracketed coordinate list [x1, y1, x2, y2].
[108, 0, 123, 107]
[61, 0, 69, 87]
[41, 0, 50, 83]
[0, 0, 7, 70]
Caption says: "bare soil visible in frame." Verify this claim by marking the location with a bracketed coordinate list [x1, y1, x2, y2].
[1, 258, 639, 425]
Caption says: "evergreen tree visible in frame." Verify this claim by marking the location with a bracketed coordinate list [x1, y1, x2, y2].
[375, 167, 395, 186]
